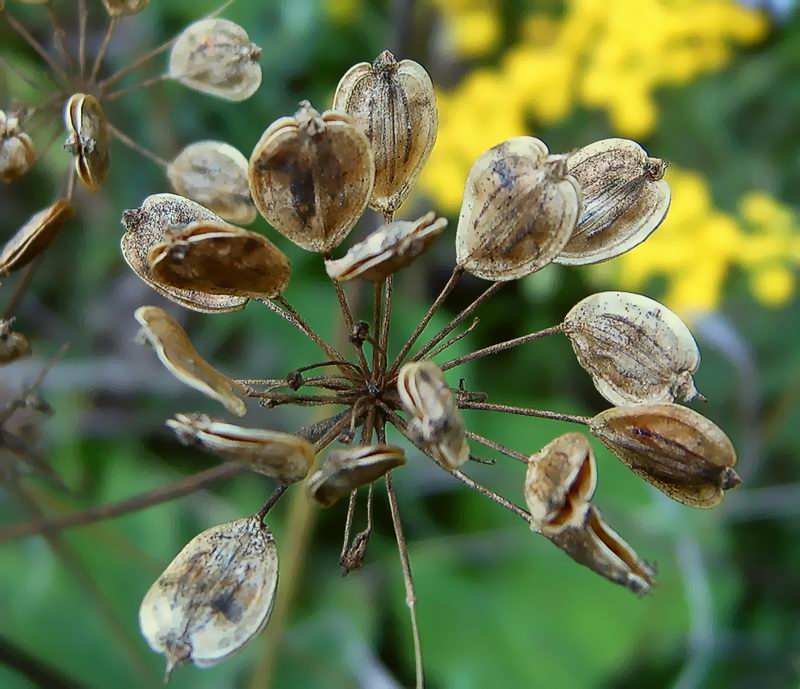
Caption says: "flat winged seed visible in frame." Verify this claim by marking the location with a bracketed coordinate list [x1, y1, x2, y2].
[248, 102, 375, 253]
[563, 291, 700, 405]
[589, 404, 740, 508]
[101, 0, 149, 16]
[121, 194, 247, 313]
[139, 518, 278, 679]
[63, 94, 111, 192]
[0, 199, 73, 275]
[168, 18, 262, 101]
[167, 141, 257, 224]
[556, 138, 670, 265]
[525, 433, 597, 535]
[135, 306, 246, 417]
[333, 50, 438, 216]
[307, 444, 406, 507]
[0, 111, 35, 183]
[456, 137, 581, 281]
[325, 211, 446, 282]
[0, 319, 31, 365]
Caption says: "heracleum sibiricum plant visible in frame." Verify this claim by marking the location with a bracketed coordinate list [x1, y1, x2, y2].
[119, 50, 741, 684]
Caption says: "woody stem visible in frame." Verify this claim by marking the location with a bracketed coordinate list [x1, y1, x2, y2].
[458, 400, 591, 425]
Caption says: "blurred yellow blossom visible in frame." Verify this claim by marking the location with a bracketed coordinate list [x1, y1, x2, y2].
[431, 0, 501, 57]
[325, 0, 362, 24]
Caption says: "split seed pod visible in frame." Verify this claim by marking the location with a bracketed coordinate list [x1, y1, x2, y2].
[397, 361, 469, 468]
[134, 306, 246, 417]
[63, 93, 111, 191]
[325, 211, 446, 282]
[307, 444, 406, 507]
[101, 0, 149, 16]
[0, 111, 35, 183]
[333, 50, 438, 217]
[139, 517, 278, 679]
[248, 102, 375, 253]
[0, 199, 73, 275]
[456, 137, 581, 281]
[167, 413, 314, 483]
[556, 138, 670, 265]
[563, 291, 700, 405]
[169, 18, 262, 101]
[0, 319, 31, 365]
[167, 141, 256, 224]
[589, 403, 740, 508]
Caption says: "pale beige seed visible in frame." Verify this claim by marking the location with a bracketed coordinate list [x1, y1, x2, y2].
[134, 306, 246, 416]
[248, 101, 375, 253]
[63, 94, 111, 192]
[333, 50, 438, 217]
[0, 199, 74, 275]
[139, 517, 278, 679]
[456, 137, 581, 281]
[563, 291, 701, 406]
[557, 138, 670, 265]
[0, 319, 31, 365]
[101, 0, 149, 16]
[0, 111, 35, 183]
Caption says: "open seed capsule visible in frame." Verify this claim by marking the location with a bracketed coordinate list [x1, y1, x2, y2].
[0, 319, 31, 365]
[134, 306, 246, 416]
[139, 517, 278, 679]
[64, 93, 111, 192]
[456, 137, 581, 281]
[563, 291, 701, 405]
[0, 111, 35, 183]
[101, 0, 149, 16]
[0, 199, 73, 275]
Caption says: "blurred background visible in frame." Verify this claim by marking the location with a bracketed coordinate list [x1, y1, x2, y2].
[1, 0, 799, 687]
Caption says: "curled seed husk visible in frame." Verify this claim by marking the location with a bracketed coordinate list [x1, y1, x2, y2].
[134, 306, 246, 416]
[556, 138, 670, 265]
[563, 291, 700, 406]
[148, 220, 290, 299]
[139, 517, 278, 679]
[248, 102, 375, 253]
[167, 413, 314, 483]
[456, 137, 581, 281]
[0, 111, 35, 183]
[121, 193, 247, 313]
[549, 505, 656, 595]
[0, 319, 31, 365]
[333, 50, 438, 217]
[0, 199, 74, 275]
[525, 433, 597, 535]
[307, 444, 406, 507]
[589, 403, 740, 508]
[397, 361, 469, 468]
[167, 141, 257, 225]
[101, 0, 149, 16]
[168, 18, 262, 101]
[63, 93, 111, 192]
[325, 211, 446, 282]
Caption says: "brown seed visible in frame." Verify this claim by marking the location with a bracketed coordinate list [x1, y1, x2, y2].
[589, 403, 740, 508]
[0, 110, 35, 183]
[101, 0, 149, 16]
[0, 319, 31, 365]
[0, 199, 74, 275]
[333, 50, 438, 217]
[63, 93, 111, 192]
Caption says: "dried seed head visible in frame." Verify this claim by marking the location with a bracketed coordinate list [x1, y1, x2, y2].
[167, 413, 314, 483]
[397, 361, 469, 468]
[307, 444, 406, 507]
[556, 138, 670, 265]
[134, 306, 246, 416]
[0, 319, 31, 365]
[101, 0, 149, 16]
[325, 211, 446, 282]
[63, 93, 111, 192]
[248, 102, 375, 253]
[139, 517, 278, 679]
[333, 50, 438, 216]
[0, 110, 35, 183]
[524, 433, 597, 535]
[589, 403, 740, 508]
[456, 137, 581, 281]
[167, 141, 257, 224]
[148, 220, 291, 299]
[168, 18, 262, 101]
[0, 199, 74, 275]
[563, 291, 700, 406]
[121, 194, 247, 313]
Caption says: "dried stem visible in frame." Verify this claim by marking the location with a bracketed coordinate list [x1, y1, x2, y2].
[458, 400, 591, 425]
[274, 295, 348, 366]
[3, 257, 41, 319]
[426, 317, 479, 361]
[372, 280, 383, 375]
[2, 10, 71, 85]
[464, 430, 528, 463]
[45, 4, 76, 78]
[77, 0, 87, 80]
[104, 73, 169, 101]
[107, 121, 169, 168]
[89, 17, 118, 84]
[255, 485, 289, 522]
[249, 390, 357, 406]
[378, 275, 393, 382]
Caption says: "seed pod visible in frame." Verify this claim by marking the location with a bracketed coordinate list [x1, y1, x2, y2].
[121, 194, 248, 313]
[307, 444, 406, 507]
[248, 102, 375, 253]
[167, 413, 314, 483]
[456, 137, 581, 281]
[134, 306, 246, 416]
[589, 403, 740, 508]
[148, 221, 290, 299]
[549, 505, 656, 594]
[63, 93, 111, 192]
[167, 141, 257, 225]
[525, 433, 597, 535]
[101, 0, 149, 16]
[168, 18, 262, 101]
[397, 361, 469, 468]
[139, 517, 278, 679]
[333, 50, 438, 217]
[556, 138, 670, 265]
[0, 110, 35, 183]
[563, 291, 700, 406]
[0, 199, 73, 275]
[325, 211, 446, 282]
[0, 319, 31, 365]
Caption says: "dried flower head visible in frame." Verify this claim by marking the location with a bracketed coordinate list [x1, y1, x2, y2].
[0, 110, 35, 183]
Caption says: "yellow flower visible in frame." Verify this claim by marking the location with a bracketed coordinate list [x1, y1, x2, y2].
[749, 265, 796, 307]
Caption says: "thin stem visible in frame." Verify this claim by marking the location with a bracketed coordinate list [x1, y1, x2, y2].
[106, 121, 169, 168]
[0, 54, 47, 93]
[89, 17, 118, 84]
[372, 281, 383, 375]
[45, 4, 76, 78]
[77, 0, 87, 80]
[66, 165, 76, 200]
[458, 400, 591, 425]
[275, 295, 348, 365]
[378, 275, 393, 382]
[0, 633, 87, 689]
[339, 489, 358, 564]
[249, 390, 356, 406]
[464, 430, 528, 463]
[426, 317, 479, 361]
[104, 73, 169, 101]
[256, 485, 289, 522]
[3, 258, 41, 319]
[0, 343, 68, 428]
[2, 10, 70, 85]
